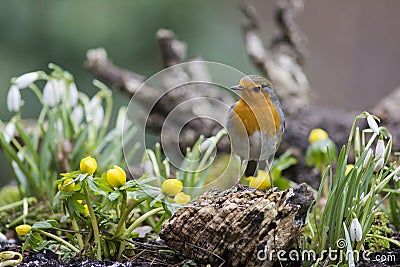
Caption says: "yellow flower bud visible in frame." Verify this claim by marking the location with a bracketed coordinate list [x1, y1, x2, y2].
[174, 192, 191, 204]
[345, 164, 354, 176]
[80, 156, 97, 175]
[161, 179, 183, 196]
[82, 204, 89, 217]
[106, 165, 126, 187]
[308, 128, 329, 144]
[248, 170, 271, 191]
[58, 178, 75, 192]
[15, 224, 32, 236]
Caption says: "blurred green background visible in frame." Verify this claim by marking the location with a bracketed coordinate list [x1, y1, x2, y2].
[2, 0, 400, 186]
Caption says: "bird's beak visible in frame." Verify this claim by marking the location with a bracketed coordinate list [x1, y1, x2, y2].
[230, 84, 244, 91]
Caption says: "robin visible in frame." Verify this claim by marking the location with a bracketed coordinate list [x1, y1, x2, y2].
[227, 75, 285, 186]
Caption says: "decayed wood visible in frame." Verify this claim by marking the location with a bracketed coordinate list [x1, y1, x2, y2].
[159, 184, 315, 267]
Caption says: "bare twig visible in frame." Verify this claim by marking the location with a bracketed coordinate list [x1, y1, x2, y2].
[85, 48, 145, 95]
[156, 29, 187, 68]
[240, 1, 311, 114]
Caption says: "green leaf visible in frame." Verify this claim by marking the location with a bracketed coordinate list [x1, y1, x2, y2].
[150, 192, 164, 207]
[87, 177, 108, 197]
[108, 191, 121, 201]
[32, 221, 53, 229]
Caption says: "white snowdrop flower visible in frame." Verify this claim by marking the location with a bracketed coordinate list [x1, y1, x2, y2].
[91, 105, 104, 129]
[375, 139, 385, 159]
[394, 174, 400, 182]
[367, 115, 379, 135]
[350, 218, 363, 242]
[67, 82, 79, 107]
[86, 95, 101, 116]
[374, 158, 384, 172]
[363, 148, 373, 168]
[360, 192, 369, 205]
[43, 79, 61, 107]
[14, 72, 39, 89]
[56, 119, 63, 134]
[7, 85, 22, 112]
[71, 106, 84, 125]
[86, 95, 103, 125]
[3, 122, 16, 143]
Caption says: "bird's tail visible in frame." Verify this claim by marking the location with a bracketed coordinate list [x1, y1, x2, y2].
[245, 160, 258, 177]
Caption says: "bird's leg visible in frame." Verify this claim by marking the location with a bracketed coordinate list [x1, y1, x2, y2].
[265, 160, 274, 188]
[236, 159, 244, 185]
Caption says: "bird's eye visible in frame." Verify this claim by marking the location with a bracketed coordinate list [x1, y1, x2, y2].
[253, 86, 261, 92]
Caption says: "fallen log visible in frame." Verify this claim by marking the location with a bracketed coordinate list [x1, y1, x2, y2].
[159, 183, 315, 267]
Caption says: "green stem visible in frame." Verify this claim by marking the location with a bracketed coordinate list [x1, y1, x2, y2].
[71, 218, 84, 250]
[0, 197, 36, 213]
[366, 233, 400, 247]
[117, 207, 164, 260]
[114, 191, 128, 235]
[125, 207, 164, 236]
[83, 186, 102, 261]
[37, 229, 80, 254]
[115, 198, 140, 236]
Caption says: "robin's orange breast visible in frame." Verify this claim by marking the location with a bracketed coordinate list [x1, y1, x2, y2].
[232, 95, 281, 137]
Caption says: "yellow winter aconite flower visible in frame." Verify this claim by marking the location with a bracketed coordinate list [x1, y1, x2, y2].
[80, 156, 97, 175]
[77, 200, 89, 217]
[345, 164, 354, 176]
[161, 179, 183, 196]
[174, 192, 191, 204]
[248, 170, 271, 191]
[82, 204, 89, 217]
[106, 165, 126, 187]
[58, 178, 75, 192]
[308, 128, 329, 144]
[15, 224, 32, 236]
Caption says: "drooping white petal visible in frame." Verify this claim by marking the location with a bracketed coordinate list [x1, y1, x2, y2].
[3, 122, 16, 143]
[71, 106, 84, 125]
[375, 139, 385, 159]
[367, 115, 379, 135]
[7, 85, 22, 112]
[56, 119, 63, 134]
[43, 79, 61, 107]
[374, 158, 384, 172]
[67, 83, 79, 107]
[87, 95, 101, 113]
[350, 218, 363, 242]
[14, 72, 39, 89]
[363, 148, 373, 168]
[91, 105, 104, 129]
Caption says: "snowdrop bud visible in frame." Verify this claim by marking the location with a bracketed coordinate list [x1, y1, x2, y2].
[375, 138, 385, 159]
[43, 79, 61, 107]
[14, 72, 39, 89]
[3, 122, 16, 143]
[56, 119, 63, 134]
[87, 95, 101, 114]
[350, 218, 363, 242]
[7, 85, 22, 112]
[367, 115, 379, 135]
[374, 158, 384, 172]
[363, 148, 373, 168]
[71, 106, 84, 125]
[92, 105, 104, 129]
[67, 83, 79, 107]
